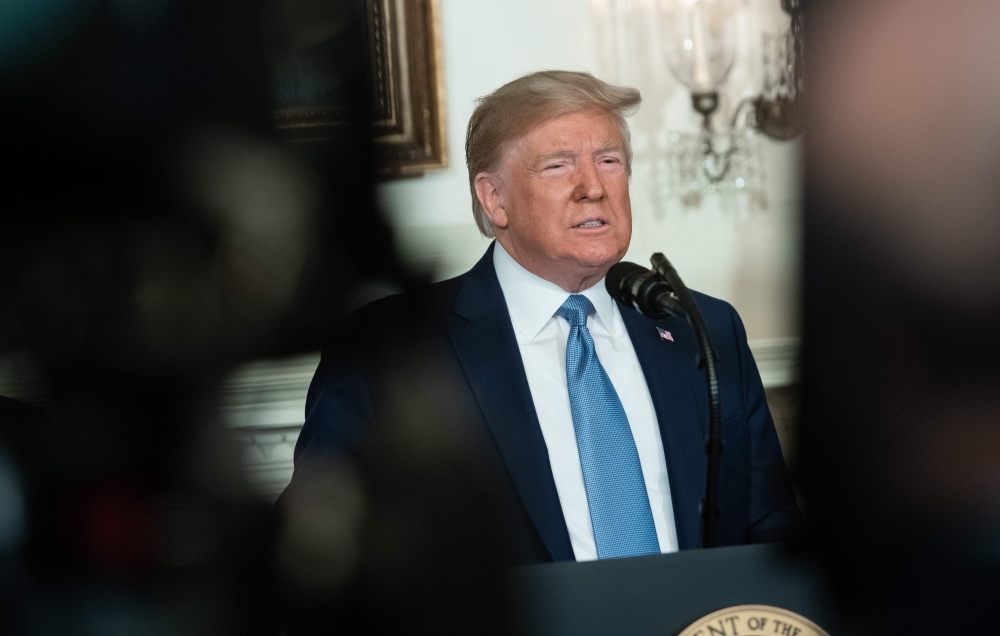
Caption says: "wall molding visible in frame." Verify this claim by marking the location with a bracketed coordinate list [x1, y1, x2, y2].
[221, 353, 320, 431]
[219, 339, 800, 431]
[219, 338, 799, 497]
[0, 338, 799, 499]
[748, 337, 800, 390]
[222, 353, 319, 499]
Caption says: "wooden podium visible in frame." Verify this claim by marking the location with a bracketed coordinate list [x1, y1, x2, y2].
[512, 544, 837, 636]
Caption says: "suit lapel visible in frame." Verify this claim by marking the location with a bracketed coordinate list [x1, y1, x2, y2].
[449, 244, 575, 562]
[619, 305, 707, 549]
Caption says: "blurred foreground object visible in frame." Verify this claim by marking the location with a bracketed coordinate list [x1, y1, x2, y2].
[278, 339, 510, 635]
[0, 0, 505, 633]
[800, 0, 1000, 632]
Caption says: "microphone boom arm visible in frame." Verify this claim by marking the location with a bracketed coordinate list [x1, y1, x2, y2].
[649, 253, 723, 549]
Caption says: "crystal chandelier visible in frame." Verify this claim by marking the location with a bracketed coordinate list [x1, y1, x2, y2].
[658, 0, 804, 201]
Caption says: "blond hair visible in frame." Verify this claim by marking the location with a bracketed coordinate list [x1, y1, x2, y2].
[465, 70, 642, 238]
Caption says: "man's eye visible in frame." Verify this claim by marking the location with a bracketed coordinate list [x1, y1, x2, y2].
[601, 157, 619, 164]
[545, 163, 566, 170]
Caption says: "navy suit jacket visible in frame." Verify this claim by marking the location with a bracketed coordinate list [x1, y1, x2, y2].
[291, 243, 799, 564]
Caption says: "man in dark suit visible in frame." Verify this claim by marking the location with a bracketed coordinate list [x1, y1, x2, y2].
[290, 71, 798, 565]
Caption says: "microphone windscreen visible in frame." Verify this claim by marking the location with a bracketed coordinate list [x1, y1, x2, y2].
[605, 261, 648, 303]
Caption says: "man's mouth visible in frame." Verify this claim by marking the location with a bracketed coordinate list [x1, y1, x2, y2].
[575, 220, 605, 228]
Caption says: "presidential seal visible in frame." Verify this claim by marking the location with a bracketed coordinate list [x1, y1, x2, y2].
[676, 605, 830, 636]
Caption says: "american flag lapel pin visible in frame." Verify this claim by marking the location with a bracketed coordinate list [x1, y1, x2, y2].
[657, 327, 674, 342]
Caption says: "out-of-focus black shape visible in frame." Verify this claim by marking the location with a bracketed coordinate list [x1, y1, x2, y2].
[0, 396, 45, 633]
[277, 306, 511, 635]
[799, 208, 1000, 634]
[0, 0, 508, 634]
[0, 2, 304, 632]
[798, 1, 1000, 633]
[1, 0, 408, 365]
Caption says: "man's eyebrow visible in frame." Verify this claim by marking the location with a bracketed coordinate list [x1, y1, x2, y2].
[536, 150, 577, 164]
[535, 144, 623, 166]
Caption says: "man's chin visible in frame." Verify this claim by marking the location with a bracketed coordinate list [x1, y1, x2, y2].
[565, 244, 628, 272]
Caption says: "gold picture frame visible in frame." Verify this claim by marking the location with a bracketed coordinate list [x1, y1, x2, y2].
[273, 0, 447, 178]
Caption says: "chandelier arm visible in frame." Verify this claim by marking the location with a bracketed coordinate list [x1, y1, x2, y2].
[700, 129, 737, 183]
[697, 96, 755, 184]
[730, 97, 757, 130]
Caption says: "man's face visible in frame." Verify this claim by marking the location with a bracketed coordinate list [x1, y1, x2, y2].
[485, 109, 632, 290]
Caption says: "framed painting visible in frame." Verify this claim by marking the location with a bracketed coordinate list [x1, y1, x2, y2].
[271, 0, 447, 177]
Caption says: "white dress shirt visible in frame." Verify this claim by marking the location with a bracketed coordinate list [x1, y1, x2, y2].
[493, 243, 679, 561]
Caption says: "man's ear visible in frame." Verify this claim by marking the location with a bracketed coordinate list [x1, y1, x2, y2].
[474, 172, 509, 230]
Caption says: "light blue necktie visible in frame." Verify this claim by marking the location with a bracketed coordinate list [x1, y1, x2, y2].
[557, 294, 659, 559]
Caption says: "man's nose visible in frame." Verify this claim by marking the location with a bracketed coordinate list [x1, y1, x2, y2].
[573, 162, 607, 201]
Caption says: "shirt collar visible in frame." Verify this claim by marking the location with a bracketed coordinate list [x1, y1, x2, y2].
[492, 241, 619, 341]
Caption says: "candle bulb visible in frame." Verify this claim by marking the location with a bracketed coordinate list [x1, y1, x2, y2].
[660, 0, 735, 94]
[690, 1, 712, 90]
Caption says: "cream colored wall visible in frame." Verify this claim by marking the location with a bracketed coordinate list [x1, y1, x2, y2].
[377, 0, 801, 341]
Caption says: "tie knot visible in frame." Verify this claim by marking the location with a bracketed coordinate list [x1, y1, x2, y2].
[556, 294, 594, 327]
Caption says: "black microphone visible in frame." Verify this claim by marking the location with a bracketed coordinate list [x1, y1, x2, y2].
[605, 261, 685, 318]
[607, 255, 725, 549]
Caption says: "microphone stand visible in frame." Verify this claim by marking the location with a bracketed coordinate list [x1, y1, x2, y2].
[649, 253, 723, 548]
